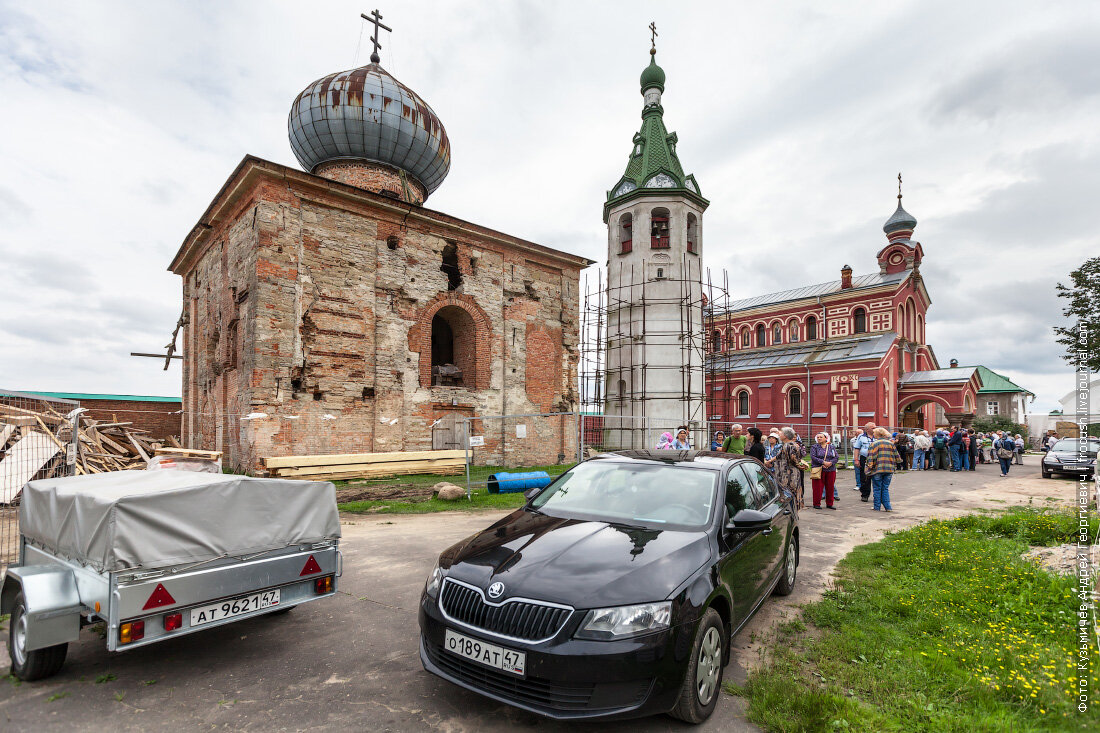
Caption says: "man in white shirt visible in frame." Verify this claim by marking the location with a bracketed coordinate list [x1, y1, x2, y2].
[912, 430, 932, 471]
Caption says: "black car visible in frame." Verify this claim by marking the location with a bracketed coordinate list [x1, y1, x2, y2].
[1042, 438, 1099, 479]
[418, 450, 799, 724]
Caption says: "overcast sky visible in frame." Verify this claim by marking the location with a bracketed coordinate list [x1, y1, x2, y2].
[1, 0, 1096, 412]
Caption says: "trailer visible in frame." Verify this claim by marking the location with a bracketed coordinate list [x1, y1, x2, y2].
[2, 470, 341, 680]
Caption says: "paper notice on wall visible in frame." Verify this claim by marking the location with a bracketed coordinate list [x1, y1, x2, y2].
[469, 436, 485, 447]
[515, 424, 527, 439]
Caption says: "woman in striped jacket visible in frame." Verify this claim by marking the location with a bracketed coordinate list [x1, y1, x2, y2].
[866, 427, 901, 512]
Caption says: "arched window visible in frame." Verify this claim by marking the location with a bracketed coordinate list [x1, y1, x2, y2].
[650, 208, 670, 248]
[618, 213, 633, 254]
[807, 316, 817, 340]
[917, 314, 924, 343]
[853, 307, 867, 334]
[711, 330, 722, 353]
[788, 320, 799, 342]
[788, 388, 802, 416]
[617, 379, 627, 401]
[741, 328, 750, 348]
[431, 305, 478, 387]
[737, 390, 750, 416]
[686, 213, 698, 254]
[772, 323, 782, 344]
[756, 324, 766, 347]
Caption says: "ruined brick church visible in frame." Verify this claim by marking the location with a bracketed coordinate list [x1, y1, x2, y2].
[169, 34, 591, 469]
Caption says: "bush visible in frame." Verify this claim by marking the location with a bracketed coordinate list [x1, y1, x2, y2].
[970, 415, 1028, 440]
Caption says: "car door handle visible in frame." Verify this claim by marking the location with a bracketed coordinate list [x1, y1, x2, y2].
[761, 528, 772, 536]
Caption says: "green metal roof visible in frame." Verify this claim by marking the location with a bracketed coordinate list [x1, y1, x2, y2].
[970, 366, 1033, 396]
[26, 391, 181, 403]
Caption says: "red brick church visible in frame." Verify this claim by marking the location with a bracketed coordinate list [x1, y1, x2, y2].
[705, 185, 993, 434]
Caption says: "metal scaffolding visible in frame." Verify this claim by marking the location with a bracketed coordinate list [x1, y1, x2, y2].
[579, 258, 730, 450]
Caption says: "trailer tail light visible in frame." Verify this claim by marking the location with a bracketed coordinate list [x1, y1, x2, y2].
[164, 612, 183, 632]
[120, 620, 145, 644]
[314, 576, 333, 594]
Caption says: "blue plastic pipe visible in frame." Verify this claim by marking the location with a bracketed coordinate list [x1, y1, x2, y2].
[487, 471, 553, 494]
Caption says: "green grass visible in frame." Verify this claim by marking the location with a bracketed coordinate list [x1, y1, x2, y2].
[339, 487, 528, 515]
[335, 464, 564, 515]
[730, 506, 1099, 731]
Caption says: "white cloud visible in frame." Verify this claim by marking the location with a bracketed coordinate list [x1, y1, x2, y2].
[0, 0, 1095, 411]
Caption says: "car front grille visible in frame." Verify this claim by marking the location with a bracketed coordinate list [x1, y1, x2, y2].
[424, 638, 595, 710]
[440, 579, 572, 642]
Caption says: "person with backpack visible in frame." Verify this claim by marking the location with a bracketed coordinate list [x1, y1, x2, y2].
[994, 432, 1016, 476]
[851, 423, 876, 501]
[894, 432, 910, 471]
[932, 430, 949, 470]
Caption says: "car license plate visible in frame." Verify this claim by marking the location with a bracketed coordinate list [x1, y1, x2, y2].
[444, 629, 526, 677]
[190, 589, 280, 627]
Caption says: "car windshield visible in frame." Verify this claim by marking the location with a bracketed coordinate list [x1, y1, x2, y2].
[529, 460, 718, 530]
[1052, 440, 1099, 457]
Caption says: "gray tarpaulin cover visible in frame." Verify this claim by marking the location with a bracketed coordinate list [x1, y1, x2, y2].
[20, 471, 341, 573]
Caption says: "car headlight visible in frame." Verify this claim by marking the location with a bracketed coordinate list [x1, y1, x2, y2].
[574, 602, 672, 640]
[1048, 455, 1061, 464]
[425, 565, 444, 598]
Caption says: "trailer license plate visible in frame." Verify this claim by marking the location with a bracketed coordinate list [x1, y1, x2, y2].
[190, 589, 280, 627]
[444, 629, 525, 677]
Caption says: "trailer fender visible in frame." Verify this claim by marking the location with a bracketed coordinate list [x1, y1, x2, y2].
[2, 566, 83, 651]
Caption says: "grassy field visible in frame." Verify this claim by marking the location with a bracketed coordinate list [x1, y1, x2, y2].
[335, 464, 563, 514]
[338, 488, 528, 515]
[729, 506, 1100, 731]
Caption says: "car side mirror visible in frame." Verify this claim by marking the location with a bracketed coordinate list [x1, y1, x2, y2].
[524, 487, 541, 501]
[726, 508, 771, 533]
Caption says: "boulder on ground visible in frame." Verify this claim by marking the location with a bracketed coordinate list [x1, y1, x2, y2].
[433, 482, 466, 501]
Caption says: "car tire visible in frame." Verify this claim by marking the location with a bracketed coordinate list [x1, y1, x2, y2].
[7, 592, 68, 681]
[1041, 468, 1051, 478]
[670, 608, 726, 725]
[773, 535, 798, 597]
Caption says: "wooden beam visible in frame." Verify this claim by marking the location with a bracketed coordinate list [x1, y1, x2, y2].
[263, 449, 464, 470]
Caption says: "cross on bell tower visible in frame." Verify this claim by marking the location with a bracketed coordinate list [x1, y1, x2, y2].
[361, 9, 393, 64]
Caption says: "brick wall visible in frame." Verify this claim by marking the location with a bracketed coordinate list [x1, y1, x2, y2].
[77, 399, 181, 440]
[171, 158, 588, 471]
[314, 160, 426, 204]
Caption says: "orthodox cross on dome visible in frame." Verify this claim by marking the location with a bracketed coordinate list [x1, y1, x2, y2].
[649, 21, 658, 52]
[361, 9, 392, 64]
[897, 171, 903, 202]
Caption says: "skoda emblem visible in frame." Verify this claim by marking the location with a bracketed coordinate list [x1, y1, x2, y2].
[487, 582, 505, 600]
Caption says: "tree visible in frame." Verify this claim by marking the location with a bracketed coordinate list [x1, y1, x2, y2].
[971, 415, 1028, 440]
[1054, 256, 1100, 373]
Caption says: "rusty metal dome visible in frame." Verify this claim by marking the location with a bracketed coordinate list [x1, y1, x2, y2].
[288, 63, 451, 195]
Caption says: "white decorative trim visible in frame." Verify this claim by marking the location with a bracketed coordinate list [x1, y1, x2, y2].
[779, 380, 807, 394]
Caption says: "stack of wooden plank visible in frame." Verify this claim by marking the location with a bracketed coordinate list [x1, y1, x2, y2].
[0, 402, 183, 503]
[262, 449, 465, 481]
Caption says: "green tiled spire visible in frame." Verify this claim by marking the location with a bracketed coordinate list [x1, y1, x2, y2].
[605, 49, 706, 221]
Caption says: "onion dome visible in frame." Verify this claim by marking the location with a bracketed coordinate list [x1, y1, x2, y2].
[288, 62, 450, 200]
[883, 202, 917, 235]
[640, 50, 665, 92]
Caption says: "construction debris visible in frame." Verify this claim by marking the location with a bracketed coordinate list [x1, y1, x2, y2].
[0, 401, 180, 504]
[263, 449, 464, 481]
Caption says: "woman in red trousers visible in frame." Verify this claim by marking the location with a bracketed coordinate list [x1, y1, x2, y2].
[809, 432, 838, 509]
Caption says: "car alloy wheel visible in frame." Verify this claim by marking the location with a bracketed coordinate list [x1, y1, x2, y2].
[696, 626, 722, 705]
[785, 540, 797, 587]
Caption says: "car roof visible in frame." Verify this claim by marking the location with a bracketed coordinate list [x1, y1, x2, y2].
[590, 449, 753, 470]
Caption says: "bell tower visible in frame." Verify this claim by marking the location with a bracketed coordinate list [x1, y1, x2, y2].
[601, 33, 710, 448]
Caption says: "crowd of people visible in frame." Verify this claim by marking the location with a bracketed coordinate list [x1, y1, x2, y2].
[653, 421, 1031, 514]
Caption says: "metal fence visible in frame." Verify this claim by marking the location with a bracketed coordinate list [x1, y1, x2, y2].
[0, 390, 81, 574]
[462, 412, 579, 496]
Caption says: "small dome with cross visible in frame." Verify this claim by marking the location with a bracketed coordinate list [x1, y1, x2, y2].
[287, 12, 450, 199]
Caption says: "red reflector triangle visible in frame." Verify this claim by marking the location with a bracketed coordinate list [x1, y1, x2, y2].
[142, 583, 176, 610]
[300, 555, 322, 576]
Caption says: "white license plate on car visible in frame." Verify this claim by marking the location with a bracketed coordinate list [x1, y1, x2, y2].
[444, 628, 526, 677]
[190, 589, 280, 627]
